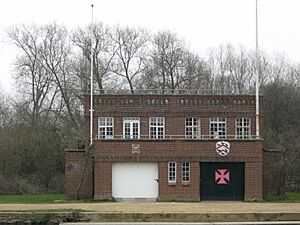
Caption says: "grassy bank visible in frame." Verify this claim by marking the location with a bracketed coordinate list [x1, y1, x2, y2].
[286, 191, 300, 202]
[0, 194, 110, 204]
[0, 194, 64, 203]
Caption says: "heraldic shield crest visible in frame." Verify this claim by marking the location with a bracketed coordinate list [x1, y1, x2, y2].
[216, 141, 230, 156]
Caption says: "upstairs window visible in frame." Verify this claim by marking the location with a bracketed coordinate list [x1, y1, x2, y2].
[236, 117, 251, 139]
[182, 162, 190, 183]
[123, 117, 140, 139]
[210, 117, 226, 139]
[168, 161, 176, 183]
[98, 117, 114, 139]
[149, 117, 165, 139]
[185, 117, 200, 139]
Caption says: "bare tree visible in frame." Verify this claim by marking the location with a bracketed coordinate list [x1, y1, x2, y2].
[232, 46, 251, 93]
[183, 51, 211, 92]
[6, 24, 59, 129]
[207, 44, 239, 94]
[0, 92, 13, 129]
[6, 24, 78, 193]
[39, 23, 81, 131]
[206, 44, 272, 94]
[110, 26, 149, 93]
[263, 77, 300, 190]
[144, 31, 188, 92]
[72, 22, 117, 92]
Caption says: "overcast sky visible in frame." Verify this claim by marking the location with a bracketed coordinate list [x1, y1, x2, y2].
[1, 0, 300, 94]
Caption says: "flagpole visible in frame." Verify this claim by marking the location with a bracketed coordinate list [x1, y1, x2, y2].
[255, 0, 260, 139]
[90, 4, 94, 146]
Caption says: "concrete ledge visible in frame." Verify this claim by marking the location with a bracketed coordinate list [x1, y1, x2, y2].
[85, 213, 300, 222]
[244, 196, 263, 201]
[158, 196, 200, 202]
[114, 198, 157, 202]
[94, 195, 113, 201]
[1, 212, 300, 223]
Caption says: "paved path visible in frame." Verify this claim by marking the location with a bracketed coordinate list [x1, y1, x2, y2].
[0, 202, 300, 213]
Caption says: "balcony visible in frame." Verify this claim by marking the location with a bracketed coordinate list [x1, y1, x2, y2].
[95, 134, 260, 141]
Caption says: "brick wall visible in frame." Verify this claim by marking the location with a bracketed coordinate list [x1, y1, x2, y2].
[94, 140, 262, 161]
[93, 140, 262, 200]
[65, 94, 263, 201]
[245, 162, 263, 200]
[64, 150, 93, 199]
[84, 95, 264, 141]
[158, 161, 200, 201]
[94, 161, 112, 200]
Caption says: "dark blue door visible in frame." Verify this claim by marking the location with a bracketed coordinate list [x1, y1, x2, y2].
[200, 162, 244, 200]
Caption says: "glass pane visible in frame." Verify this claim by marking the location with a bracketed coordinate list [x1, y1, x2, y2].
[99, 127, 105, 139]
[186, 118, 192, 126]
[107, 127, 113, 136]
[150, 127, 156, 138]
[133, 122, 139, 138]
[193, 118, 198, 126]
[168, 162, 176, 181]
[107, 118, 113, 126]
[150, 118, 156, 126]
[158, 118, 164, 126]
[186, 127, 192, 137]
[99, 117, 105, 126]
[158, 127, 164, 138]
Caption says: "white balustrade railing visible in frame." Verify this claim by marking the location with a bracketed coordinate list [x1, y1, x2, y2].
[95, 134, 260, 140]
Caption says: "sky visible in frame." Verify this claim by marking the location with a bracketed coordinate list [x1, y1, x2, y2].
[1, 0, 300, 94]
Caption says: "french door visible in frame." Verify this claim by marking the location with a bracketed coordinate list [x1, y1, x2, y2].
[123, 117, 140, 139]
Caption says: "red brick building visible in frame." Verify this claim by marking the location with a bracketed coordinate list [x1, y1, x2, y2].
[65, 93, 263, 201]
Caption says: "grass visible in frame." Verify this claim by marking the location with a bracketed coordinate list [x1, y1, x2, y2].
[0, 194, 64, 203]
[285, 191, 300, 202]
[0, 194, 112, 204]
[260, 191, 300, 202]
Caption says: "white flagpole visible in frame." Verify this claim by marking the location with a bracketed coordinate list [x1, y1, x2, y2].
[90, 4, 94, 146]
[255, 0, 260, 138]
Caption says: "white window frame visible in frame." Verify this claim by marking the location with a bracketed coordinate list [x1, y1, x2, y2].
[168, 161, 176, 183]
[149, 117, 165, 139]
[235, 117, 251, 139]
[210, 117, 226, 139]
[98, 117, 114, 139]
[182, 162, 190, 183]
[185, 117, 200, 139]
[123, 117, 140, 139]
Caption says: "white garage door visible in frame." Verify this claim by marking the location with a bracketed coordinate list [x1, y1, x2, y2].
[112, 163, 158, 200]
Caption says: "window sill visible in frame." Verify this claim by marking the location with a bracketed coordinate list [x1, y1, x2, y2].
[182, 181, 190, 186]
[168, 182, 176, 186]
